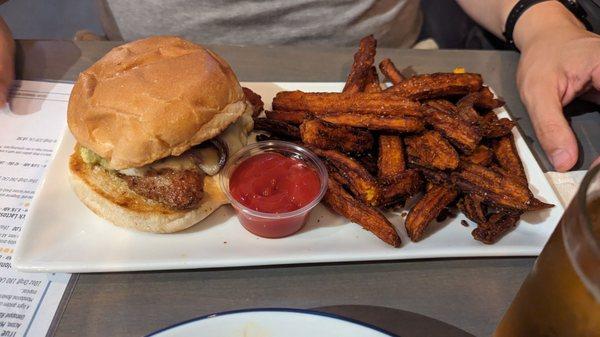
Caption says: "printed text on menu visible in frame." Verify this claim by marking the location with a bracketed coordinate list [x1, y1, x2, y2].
[0, 81, 73, 337]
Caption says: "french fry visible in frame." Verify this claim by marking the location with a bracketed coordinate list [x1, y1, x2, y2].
[377, 135, 406, 181]
[253, 118, 300, 140]
[490, 163, 528, 189]
[363, 66, 383, 93]
[451, 162, 533, 210]
[265, 110, 312, 125]
[380, 169, 423, 204]
[356, 152, 379, 176]
[343, 35, 377, 93]
[480, 110, 499, 123]
[455, 87, 504, 123]
[405, 184, 458, 242]
[493, 136, 526, 181]
[272, 91, 423, 117]
[457, 107, 480, 124]
[386, 73, 483, 100]
[309, 147, 381, 206]
[324, 178, 401, 247]
[473, 87, 505, 110]
[458, 193, 487, 224]
[479, 113, 516, 138]
[461, 145, 493, 166]
[413, 165, 451, 185]
[489, 165, 554, 211]
[242, 87, 264, 117]
[472, 211, 521, 244]
[528, 197, 555, 210]
[456, 93, 482, 124]
[325, 162, 350, 187]
[379, 58, 405, 85]
[300, 119, 374, 153]
[406, 131, 459, 170]
[425, 99, 458, 114]
[320, 113, 425, 133]
[425, 105, 481, 154]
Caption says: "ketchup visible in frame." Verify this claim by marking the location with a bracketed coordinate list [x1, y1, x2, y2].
[229, 152, 322, 238]
[230, 153, 321, 213]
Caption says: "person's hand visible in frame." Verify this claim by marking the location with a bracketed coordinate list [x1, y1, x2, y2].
[0, 53, 13, 106]
[516, 27, 600, 171]
[0, 17, 14, 107]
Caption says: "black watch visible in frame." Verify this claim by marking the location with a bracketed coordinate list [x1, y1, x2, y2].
[503, 0, 593, 50]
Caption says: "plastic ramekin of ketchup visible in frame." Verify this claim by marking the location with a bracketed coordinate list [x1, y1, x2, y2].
[220, 141, 328, 238]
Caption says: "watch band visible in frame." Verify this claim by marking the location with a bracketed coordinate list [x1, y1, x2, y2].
[503, 0, 551, 50]
[503, 0, 593, 50]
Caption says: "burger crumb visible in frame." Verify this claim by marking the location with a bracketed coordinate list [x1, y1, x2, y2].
[461, 220, 469, 227]
[223, 241, 227, 244]
[401, 211, 408, 218]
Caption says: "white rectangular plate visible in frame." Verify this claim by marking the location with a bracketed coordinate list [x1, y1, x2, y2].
[14, 82, 564, 273]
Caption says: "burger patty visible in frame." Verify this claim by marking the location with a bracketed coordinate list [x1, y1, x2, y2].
[119, 169, 205, 210]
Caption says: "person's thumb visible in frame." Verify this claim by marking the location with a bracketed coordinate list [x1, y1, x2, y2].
[521, 82, 578, 172]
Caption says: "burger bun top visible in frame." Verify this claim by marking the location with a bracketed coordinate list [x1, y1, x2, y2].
[67, 36, 248, 170]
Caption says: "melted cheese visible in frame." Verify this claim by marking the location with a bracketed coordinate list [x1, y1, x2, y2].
[118, 108, 254, 177]
[118, 155, 197, 177]
[220, 107, 254, 156]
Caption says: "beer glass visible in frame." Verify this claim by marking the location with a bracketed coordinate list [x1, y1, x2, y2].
[494, 165, 600, 337]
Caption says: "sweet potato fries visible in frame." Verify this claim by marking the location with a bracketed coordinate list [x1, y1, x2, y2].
[253, 35, 553, 246]
[377, 135, 406, 181]
[343, 35, 377, 93]
[273, 91, 423, 117]
[301, 119, 373, 153]
[405, 184, 458, 241]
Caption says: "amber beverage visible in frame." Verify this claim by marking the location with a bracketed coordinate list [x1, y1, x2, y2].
[494, 165, 600, 337]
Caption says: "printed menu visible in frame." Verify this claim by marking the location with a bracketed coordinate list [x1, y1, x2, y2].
[0, 81, 73, 337]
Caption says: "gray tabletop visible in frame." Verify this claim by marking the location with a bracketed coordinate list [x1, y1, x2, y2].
[15, 40, 599, 337]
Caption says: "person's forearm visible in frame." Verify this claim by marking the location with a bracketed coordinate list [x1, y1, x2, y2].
[456, 0, 517, 38]
[456, 0, 585, 50]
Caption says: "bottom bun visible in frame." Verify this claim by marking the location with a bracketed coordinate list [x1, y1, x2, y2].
[68, 151, 228, 233]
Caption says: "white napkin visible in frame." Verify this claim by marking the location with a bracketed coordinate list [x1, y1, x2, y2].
[545, 171, 588, 207]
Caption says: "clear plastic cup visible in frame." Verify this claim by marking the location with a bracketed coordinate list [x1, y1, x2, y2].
[220, 141, 328, 238]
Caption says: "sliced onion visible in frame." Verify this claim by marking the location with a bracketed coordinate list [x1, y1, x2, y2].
[210, 138, 228, 172]
[189, 139, 229, 176]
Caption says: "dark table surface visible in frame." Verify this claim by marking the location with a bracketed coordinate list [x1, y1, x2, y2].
[14, 40, 599, 337]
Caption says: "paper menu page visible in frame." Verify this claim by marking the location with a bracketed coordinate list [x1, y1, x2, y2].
[0, 81, 72, 337]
